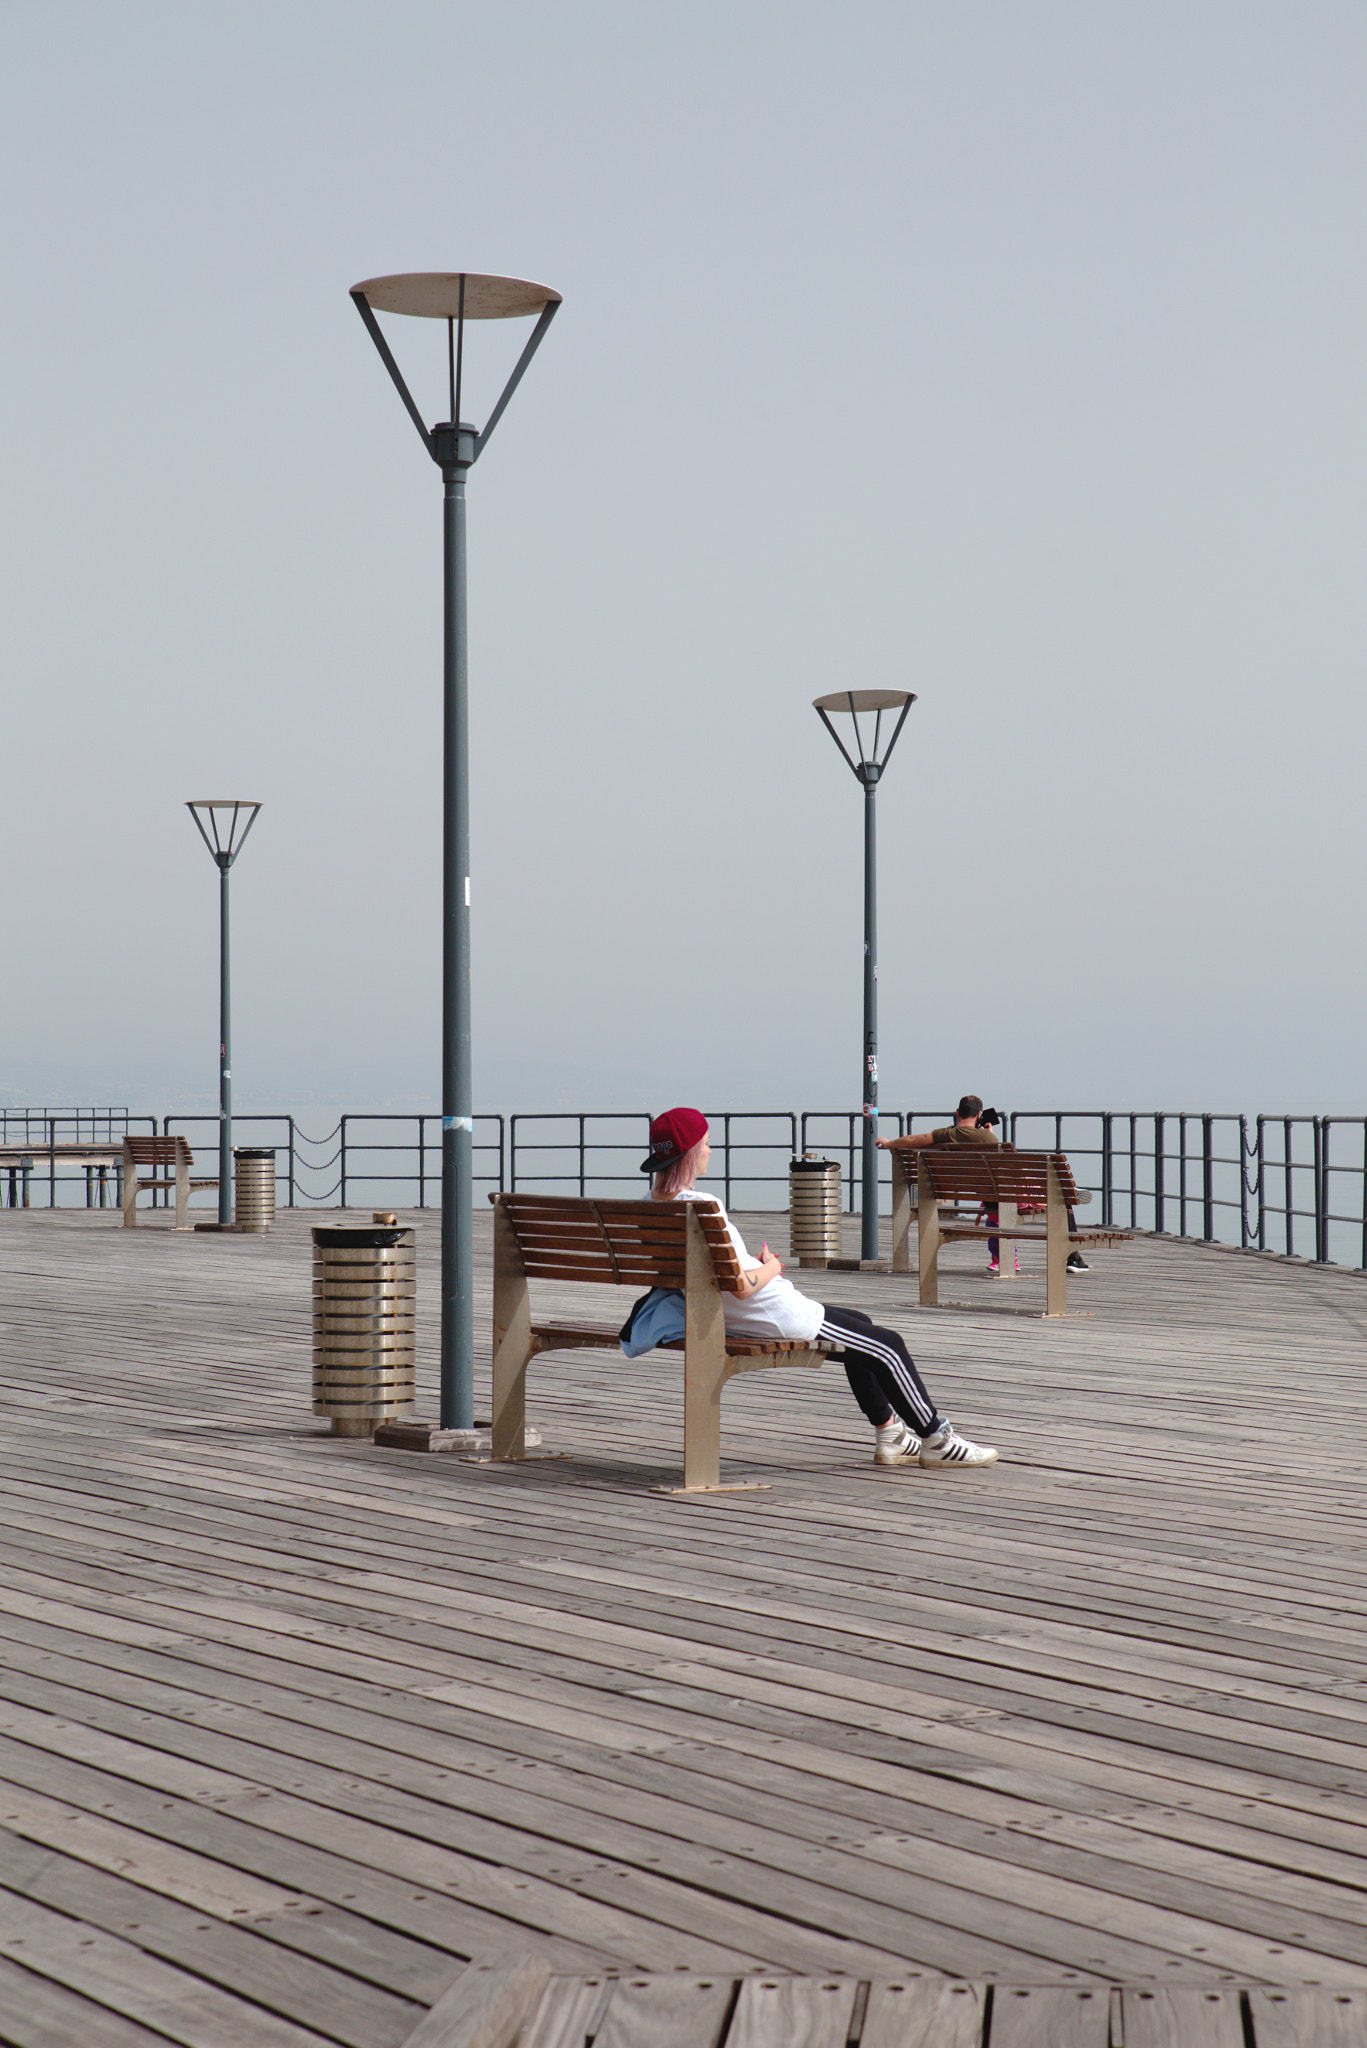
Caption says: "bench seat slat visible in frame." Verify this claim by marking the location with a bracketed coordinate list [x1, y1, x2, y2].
[529, 1321, 832, 1361]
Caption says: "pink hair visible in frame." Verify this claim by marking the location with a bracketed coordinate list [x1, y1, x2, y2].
[653, 1137, 707, 1199]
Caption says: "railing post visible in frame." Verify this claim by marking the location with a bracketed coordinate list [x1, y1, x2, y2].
[1202, 1114, 1214, 1241]
[1315, 1117, 1326, 1264]
[340, 1116, 348, 1210]
[1101, 1112, 1113, 1228]
[1154, 1114, 1165, 1234]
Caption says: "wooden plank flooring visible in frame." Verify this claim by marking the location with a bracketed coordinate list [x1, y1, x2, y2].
[2, 1206, 1367, 2044]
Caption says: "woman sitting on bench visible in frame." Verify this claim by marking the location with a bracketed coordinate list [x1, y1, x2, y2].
[644, 1108, 998, 1470]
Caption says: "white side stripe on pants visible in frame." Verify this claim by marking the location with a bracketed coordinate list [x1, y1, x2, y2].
[815, 1314, 936, 1431]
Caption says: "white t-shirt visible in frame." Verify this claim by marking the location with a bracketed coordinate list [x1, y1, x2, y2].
[677, 1189, 825, 1343]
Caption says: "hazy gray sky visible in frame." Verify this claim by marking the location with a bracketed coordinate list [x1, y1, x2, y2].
[4, 0, 1365, 1119]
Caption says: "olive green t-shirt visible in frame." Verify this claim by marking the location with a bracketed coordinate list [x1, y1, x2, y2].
[931, 1122, 999, 1147]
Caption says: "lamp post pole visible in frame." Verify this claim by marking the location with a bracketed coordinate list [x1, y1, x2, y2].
[862, 769, 878, 1248]
[439, 418, 475, 1420]
[186, 802, 262, 1226]
[351, 273, 560, 1430]
[219, 859, 231, 1223]
[813, 691, 915, 1261]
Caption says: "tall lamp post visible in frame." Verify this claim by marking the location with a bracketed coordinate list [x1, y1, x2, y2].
[350, 271, 561, 1432]
[186, 800, 262, 1226]
[813, 691, 915, 1260]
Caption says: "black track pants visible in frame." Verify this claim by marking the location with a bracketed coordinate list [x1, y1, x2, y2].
[815, 1304, 940, 1436]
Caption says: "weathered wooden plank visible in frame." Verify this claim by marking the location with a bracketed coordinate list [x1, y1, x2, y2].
[859, 1977, 985, 2048]
[725, 1974, 857, 2048]
[1119, 1986, 1245, 2047]
[1246, 1987, 1367, 2047]
[519, 1975, 614, 2048]
[987, 1984, 1110, 2047]
[397, 1955, 551, 2048]
[592, 1974, 736, 2047]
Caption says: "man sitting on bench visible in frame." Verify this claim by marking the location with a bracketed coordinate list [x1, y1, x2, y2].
[646, 1107, 998, 1469]
[879, 1095, 1090, 1275]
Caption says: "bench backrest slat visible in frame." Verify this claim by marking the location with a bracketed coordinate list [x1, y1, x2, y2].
[898, 1147, 1081, 1208]
[497, 1194, 746, 1294]
[123, 1136, 194, 1167]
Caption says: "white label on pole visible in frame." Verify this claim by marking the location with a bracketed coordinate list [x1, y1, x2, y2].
[443, 1115, 473, 1132]
[464, 877, 471, 907]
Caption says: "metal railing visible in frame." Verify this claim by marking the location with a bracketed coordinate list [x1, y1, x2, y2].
[507, 1111, 800, 1210]
[8, 1103, 1367, 1273]
[799, 1111, 907, 1211]
[338, 1115, 505, 1210]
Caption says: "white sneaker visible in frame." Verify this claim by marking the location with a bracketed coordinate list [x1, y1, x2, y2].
[873, 1424, 923, 1466]
[919, 1423, 998, 1469]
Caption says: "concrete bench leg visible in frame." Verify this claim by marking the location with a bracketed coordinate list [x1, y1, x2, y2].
[891, 1170, 913, 1274]
[491, 1203, 531, 1459]
[996, 1200, 1018, 1279]
[1045, 1160, 1069, 1316]
[683, 1205, 726, 1489]
[918, 1160, 941, 1308]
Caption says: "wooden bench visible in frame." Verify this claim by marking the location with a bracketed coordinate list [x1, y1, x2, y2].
[121, 1135, 218, 1228]
[491, 1193, 834, 1492]
[890, 1147, 1129, 1315]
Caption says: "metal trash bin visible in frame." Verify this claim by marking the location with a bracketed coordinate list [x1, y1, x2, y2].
[312, 1221, 416, 1437]
[234, 1147, 276, 1232]
[789, 1153, 842, 1267]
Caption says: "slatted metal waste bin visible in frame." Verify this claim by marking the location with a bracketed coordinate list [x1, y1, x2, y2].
[312, 1220, 416, 1437]
[233, 1147, 276, 1232]
[789, 1153, 842, 1267]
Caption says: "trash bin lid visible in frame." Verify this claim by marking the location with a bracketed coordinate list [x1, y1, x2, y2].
[233, 1147, 276, 1159]
[311, 1226, 409, 1248]
[790, 1157, 839, 1171]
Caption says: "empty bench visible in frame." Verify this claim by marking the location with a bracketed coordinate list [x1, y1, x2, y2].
[491, 1193, 834, 1492]
[121, 1136, 218, 1228]
[890, 1147, 1129, 1315]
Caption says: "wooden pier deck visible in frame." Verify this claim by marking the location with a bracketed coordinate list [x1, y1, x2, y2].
[2, 1204, 1366, 2045]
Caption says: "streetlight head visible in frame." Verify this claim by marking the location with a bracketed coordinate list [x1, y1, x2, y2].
[351, 270, 563, 464]
[813, 691, 916, 783]
[186, 800, 262, 868]
[812, 689, 915, 715]
[351, 273, 562, 320]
